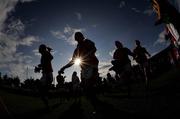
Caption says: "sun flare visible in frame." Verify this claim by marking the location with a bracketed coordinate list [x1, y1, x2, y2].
[74, 58, 81, 66]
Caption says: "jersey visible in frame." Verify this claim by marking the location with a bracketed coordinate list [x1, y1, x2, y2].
[40, 51, 53, 73]
[133, 46, 148, 64]
[113, 47, 132, 65]
[73, 39, 99, 69]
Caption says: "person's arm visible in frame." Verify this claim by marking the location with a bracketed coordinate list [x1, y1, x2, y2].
[59, 48, 77, 73]
[60, 60, 74, 71]
[113, 50, 118, 60]
[49, 52, 53, 60]
[127, 48, 134, 57]
[144, 48, 151, 57]
[132, 49, 136, 60]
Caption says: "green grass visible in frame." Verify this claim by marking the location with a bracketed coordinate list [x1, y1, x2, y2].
[0, 68, 180, 119]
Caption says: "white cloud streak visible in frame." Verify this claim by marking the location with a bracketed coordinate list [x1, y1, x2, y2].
[19, 35, 39, 46]
[153, 30, 169, 46]
[98, 61, 112, 78]
[51, 25, 85, 46]
[131, 7, 141, 13]
[92, 24, 97, 28]
[6, 19, 25, 36]
[119, 1, 126, 8]
[143, 9, 154, 16]
[75, 12, 82, 21]
[32, 49, 40, 56]
[109, 49, 115, 57]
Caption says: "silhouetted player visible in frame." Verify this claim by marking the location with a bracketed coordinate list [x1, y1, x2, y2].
[110, 41, 134, 79]
[59, 32, 99, 111]
[35, 44, 53, 110]
[133, 40, 151, 84]
[110, 41, 134, 96]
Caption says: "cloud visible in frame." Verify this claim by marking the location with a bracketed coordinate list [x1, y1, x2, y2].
[98, 61, 112, 78]
[151, 51, 159, 56]
[8, 63, 34, 82]
[109, 49, 115, 57]
[153, 30, 169, 46]
[0, 0, 38, 81]
[6, 19, 25, 36]
[131, 7, 141, 13]
[0, 46, 34, 81]
[95, 51, 100, 57]
[51, 31, 66, 39]
[33, 49, 40, 56]
[0, 33, 38, 63]
[119, 1, 126, 8]
[143, 9, 154, 16]
[129, 56, 138, 66]
[0, 37, 38, 80]
[176, 0, 180, 12]
[0, 31, 38, 75]
[20, 0, 35, 2]
[0, 0, 35, 31]
[19, 35, 39, 46]
[92, 24, 97, 28]
[75, 12, 82, 21]
[0, 0, 17, 31]
[51, 25, 85, 45]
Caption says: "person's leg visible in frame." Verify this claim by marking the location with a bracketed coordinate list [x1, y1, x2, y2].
[82, 67, 99, 113]
[39, 73, 53, 110]
[123, 63, 132, 97]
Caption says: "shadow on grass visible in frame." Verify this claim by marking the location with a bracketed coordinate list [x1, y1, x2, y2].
[58, 101, 83, 119]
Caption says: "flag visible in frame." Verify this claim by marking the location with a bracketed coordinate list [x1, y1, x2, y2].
[152, 0, 161, 20]
[152, 0, 180, 44]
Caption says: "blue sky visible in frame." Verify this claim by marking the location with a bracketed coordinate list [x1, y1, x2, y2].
[0, 0, 179, 83]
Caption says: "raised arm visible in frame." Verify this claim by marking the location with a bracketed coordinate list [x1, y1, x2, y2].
[59, 48, 78, 74]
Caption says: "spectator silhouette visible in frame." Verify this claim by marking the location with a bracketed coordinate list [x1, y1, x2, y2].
[59, 32, 99, 113]
[105, 73, 115, 89]
[71, 71, 80, 100]
[35, 44, 53, 110]
[56, 70, 65, 88]
[106, 73, 115, 84]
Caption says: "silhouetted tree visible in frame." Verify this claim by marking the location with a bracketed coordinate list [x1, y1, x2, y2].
[13, 76, 20, 88]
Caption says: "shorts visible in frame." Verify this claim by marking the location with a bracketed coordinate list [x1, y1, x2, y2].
[81, 66, 98, 88]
